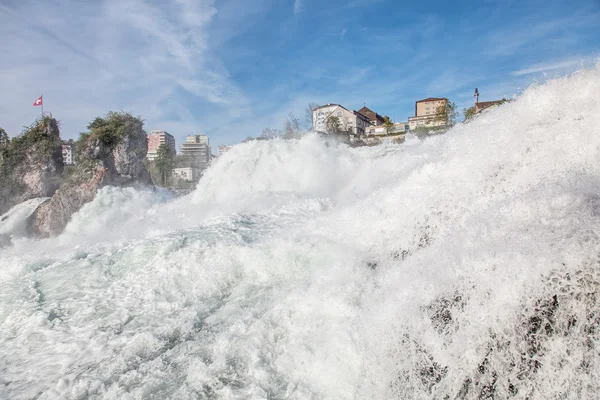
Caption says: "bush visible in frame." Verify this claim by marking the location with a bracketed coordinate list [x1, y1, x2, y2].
[0, 116, 62, 198]
[76, 111, 145, 156]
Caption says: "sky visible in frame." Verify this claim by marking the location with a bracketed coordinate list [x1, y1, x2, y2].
[0, 0, 599, 149]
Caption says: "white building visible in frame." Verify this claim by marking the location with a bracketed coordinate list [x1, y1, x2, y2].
[147, 130, 176, 161]
[180, 135, 211, 169]
[181, 135, 210, 157]
[218, 145, 232, 156]
[312, 104, 371, 136]
[173, 167, 196, 182]
[62, 143, 74, 165]
[365, 122, 409, 136]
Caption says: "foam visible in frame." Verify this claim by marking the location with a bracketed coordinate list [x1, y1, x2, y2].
[1, 63, 599, 399]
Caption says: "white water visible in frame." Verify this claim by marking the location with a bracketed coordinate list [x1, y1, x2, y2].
[1, 65, 600, 399]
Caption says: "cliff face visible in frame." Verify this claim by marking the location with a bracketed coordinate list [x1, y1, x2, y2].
[0, 118, 64, 215]
[27, 113, 151, 237]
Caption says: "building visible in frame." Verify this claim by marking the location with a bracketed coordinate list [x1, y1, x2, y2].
[147, 130, 176, 161]
[218, 145, 232, 156]
[61, 143, 75, 165]
[0, 130, 8, 149]
[474, 88, 505, 114]
[180, 135, 211, 169]
[173, 167, 199, 182]
[312, 104, 372, 136]
[357, 106, 385, 126]
[365, 122, 409, 136]
[408, 97, 448, 130]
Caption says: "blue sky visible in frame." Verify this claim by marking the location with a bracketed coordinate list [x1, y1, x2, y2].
[0, 0, 598, 149]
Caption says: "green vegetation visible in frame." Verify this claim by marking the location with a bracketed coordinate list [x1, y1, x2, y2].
[76, 111, 145, 157]
[383, 116, 394, 135]
[326, 115, 341, 134]
[412, 125, 447, 136]
[0, 127, 8, 149]
[463, 106, 476, 121]
[155, 144, 175, 186]
[0, 116, 60, 171]
[434, 100, 459, 127]
[0, 116, 62, 199]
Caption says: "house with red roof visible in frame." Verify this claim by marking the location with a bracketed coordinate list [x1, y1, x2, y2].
[474, 88, 505, 114]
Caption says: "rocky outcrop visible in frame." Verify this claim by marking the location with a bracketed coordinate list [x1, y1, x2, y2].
[27, 113, 151, 237]
[0, 118, 63, 215]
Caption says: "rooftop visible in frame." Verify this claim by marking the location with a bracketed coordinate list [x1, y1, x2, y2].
[415, 97, 447, 103]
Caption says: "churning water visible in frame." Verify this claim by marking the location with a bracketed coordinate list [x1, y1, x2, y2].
[1, 64, 600, 399]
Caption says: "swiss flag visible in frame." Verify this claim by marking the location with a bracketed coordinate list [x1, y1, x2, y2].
[33, 95, 43, 106]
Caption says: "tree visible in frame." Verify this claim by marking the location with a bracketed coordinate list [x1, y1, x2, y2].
[383, 116, 394, 135]
[80, 111, 145, 149]
[260, 128, 281, 139]
[463, 106, 476, 121]
[325, 115, 341, 134]
[435, 100, 459, 127]
[155, 144, 174, 186]
[283, 113, 301, 139]
[304, 103, 320, 131]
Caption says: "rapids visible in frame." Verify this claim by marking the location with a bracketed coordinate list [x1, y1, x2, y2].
[1, 64, 600, 399]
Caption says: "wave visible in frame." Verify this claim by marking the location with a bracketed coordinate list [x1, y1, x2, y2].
[1, 63, 600, 399]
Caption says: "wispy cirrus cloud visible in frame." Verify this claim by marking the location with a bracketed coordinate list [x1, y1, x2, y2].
[293, 0, 303, 15]
[0, 0, 246, 146]
[511, 57, 592, 76]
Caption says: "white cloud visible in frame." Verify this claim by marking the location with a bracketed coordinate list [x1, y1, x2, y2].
[0, 0, 247, 148]
[338, 66, 374, 86]
[511, 57, 590, 76]
[293, 0, 302, 15]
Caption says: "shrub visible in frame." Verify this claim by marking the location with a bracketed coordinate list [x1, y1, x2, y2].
[75, 111, 145, 160]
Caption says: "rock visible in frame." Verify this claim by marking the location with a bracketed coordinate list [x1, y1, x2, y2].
[27, 112, 151, 237]
[0, 117, 63, 215]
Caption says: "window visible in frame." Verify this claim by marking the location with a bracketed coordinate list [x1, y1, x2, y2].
[426, 112, 430, 115]
[426, 107, 430, 110]
[337, 112, 342, 117]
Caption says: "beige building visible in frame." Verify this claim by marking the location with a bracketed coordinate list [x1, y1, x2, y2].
[409, 97, 448, 130]
[147, 130, 176, 161]
[365, 122, 409, 136]
[312, 104, 371, 135]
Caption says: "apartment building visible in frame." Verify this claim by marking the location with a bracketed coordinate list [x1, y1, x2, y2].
[312, 104, 371, 136]
[408, 97, 448, 130]
[147, 130, 176, 161]
[180, 135, 211, 169]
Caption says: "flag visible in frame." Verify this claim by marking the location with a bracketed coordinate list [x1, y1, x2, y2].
[33, 96, 43, 106]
